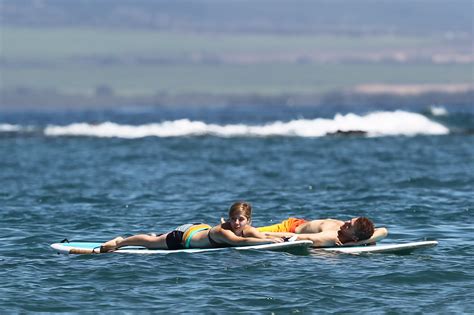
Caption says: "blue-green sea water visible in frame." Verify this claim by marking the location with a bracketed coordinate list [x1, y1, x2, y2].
[0, 105, 473, 313]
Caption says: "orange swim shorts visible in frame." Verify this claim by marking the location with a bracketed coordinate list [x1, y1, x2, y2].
[257, 217, 307, 233]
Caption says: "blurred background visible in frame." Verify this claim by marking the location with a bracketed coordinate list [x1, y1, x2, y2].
[1, 0, 472, 110]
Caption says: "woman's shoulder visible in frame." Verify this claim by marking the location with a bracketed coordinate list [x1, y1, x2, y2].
[242, 225, 257, 235]
[212, 223, 230, 233]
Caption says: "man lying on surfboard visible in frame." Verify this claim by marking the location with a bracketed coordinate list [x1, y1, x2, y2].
[100, 201, 284, 252]
[256, 217, 388, 247]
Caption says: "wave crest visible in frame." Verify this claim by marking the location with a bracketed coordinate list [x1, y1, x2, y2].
[43, 111, 449, 138]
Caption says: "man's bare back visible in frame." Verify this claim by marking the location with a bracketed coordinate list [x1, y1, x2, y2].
[295, 219, 345, 234]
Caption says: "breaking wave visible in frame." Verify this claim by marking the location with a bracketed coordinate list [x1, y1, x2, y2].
[42, 111, 449, 138]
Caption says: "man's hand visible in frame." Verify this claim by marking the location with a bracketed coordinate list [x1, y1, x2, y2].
[270, 237, 285, 243]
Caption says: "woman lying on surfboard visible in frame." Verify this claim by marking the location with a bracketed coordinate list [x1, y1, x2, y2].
[100, 201, 284, 252]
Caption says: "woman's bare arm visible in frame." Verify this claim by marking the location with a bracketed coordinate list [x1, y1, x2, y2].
[214, 228, 283, 246]
[244, 226, 284, 239]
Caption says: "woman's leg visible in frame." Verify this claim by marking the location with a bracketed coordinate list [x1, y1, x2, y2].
[101, 234, 168, 252]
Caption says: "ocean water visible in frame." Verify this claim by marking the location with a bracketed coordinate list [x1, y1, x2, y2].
[0, 104, 473, 313]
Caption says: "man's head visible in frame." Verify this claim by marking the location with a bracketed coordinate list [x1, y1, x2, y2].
[337, 217, 374, 244]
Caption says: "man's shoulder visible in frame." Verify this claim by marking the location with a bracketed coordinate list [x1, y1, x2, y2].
[319, 219, 343, 230]
[320, 218, 344, 224]
[309, 218, 340, 225]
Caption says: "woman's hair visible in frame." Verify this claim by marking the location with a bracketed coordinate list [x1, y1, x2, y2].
[228, 201, 252, 223]
[353, 217, 375, 241]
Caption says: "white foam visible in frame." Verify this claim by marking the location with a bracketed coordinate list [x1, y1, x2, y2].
[43, 111, 449, 138]
[0, 124, 22, 132]
[429, 106, 448, 116]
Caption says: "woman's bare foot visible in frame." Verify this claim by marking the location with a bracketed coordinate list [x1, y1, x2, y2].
[100, 236, 124, 253]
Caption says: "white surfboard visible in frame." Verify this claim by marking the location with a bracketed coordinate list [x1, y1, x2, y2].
[315, 240, 438, 254]
[50, 240, 313, 255]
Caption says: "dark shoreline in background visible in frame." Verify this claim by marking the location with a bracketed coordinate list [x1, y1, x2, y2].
[3, 0, 471, 36]
[1, 89, 472, 110]
[3, 1, 472, 113]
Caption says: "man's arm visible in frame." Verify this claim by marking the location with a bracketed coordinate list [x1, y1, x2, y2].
[294, 231, 338, 247]
[343, 227, 389, 246]
[362, 227, 388, 244]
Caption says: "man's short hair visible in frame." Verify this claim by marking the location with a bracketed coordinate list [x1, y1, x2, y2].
[353, 217, 375, 241]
